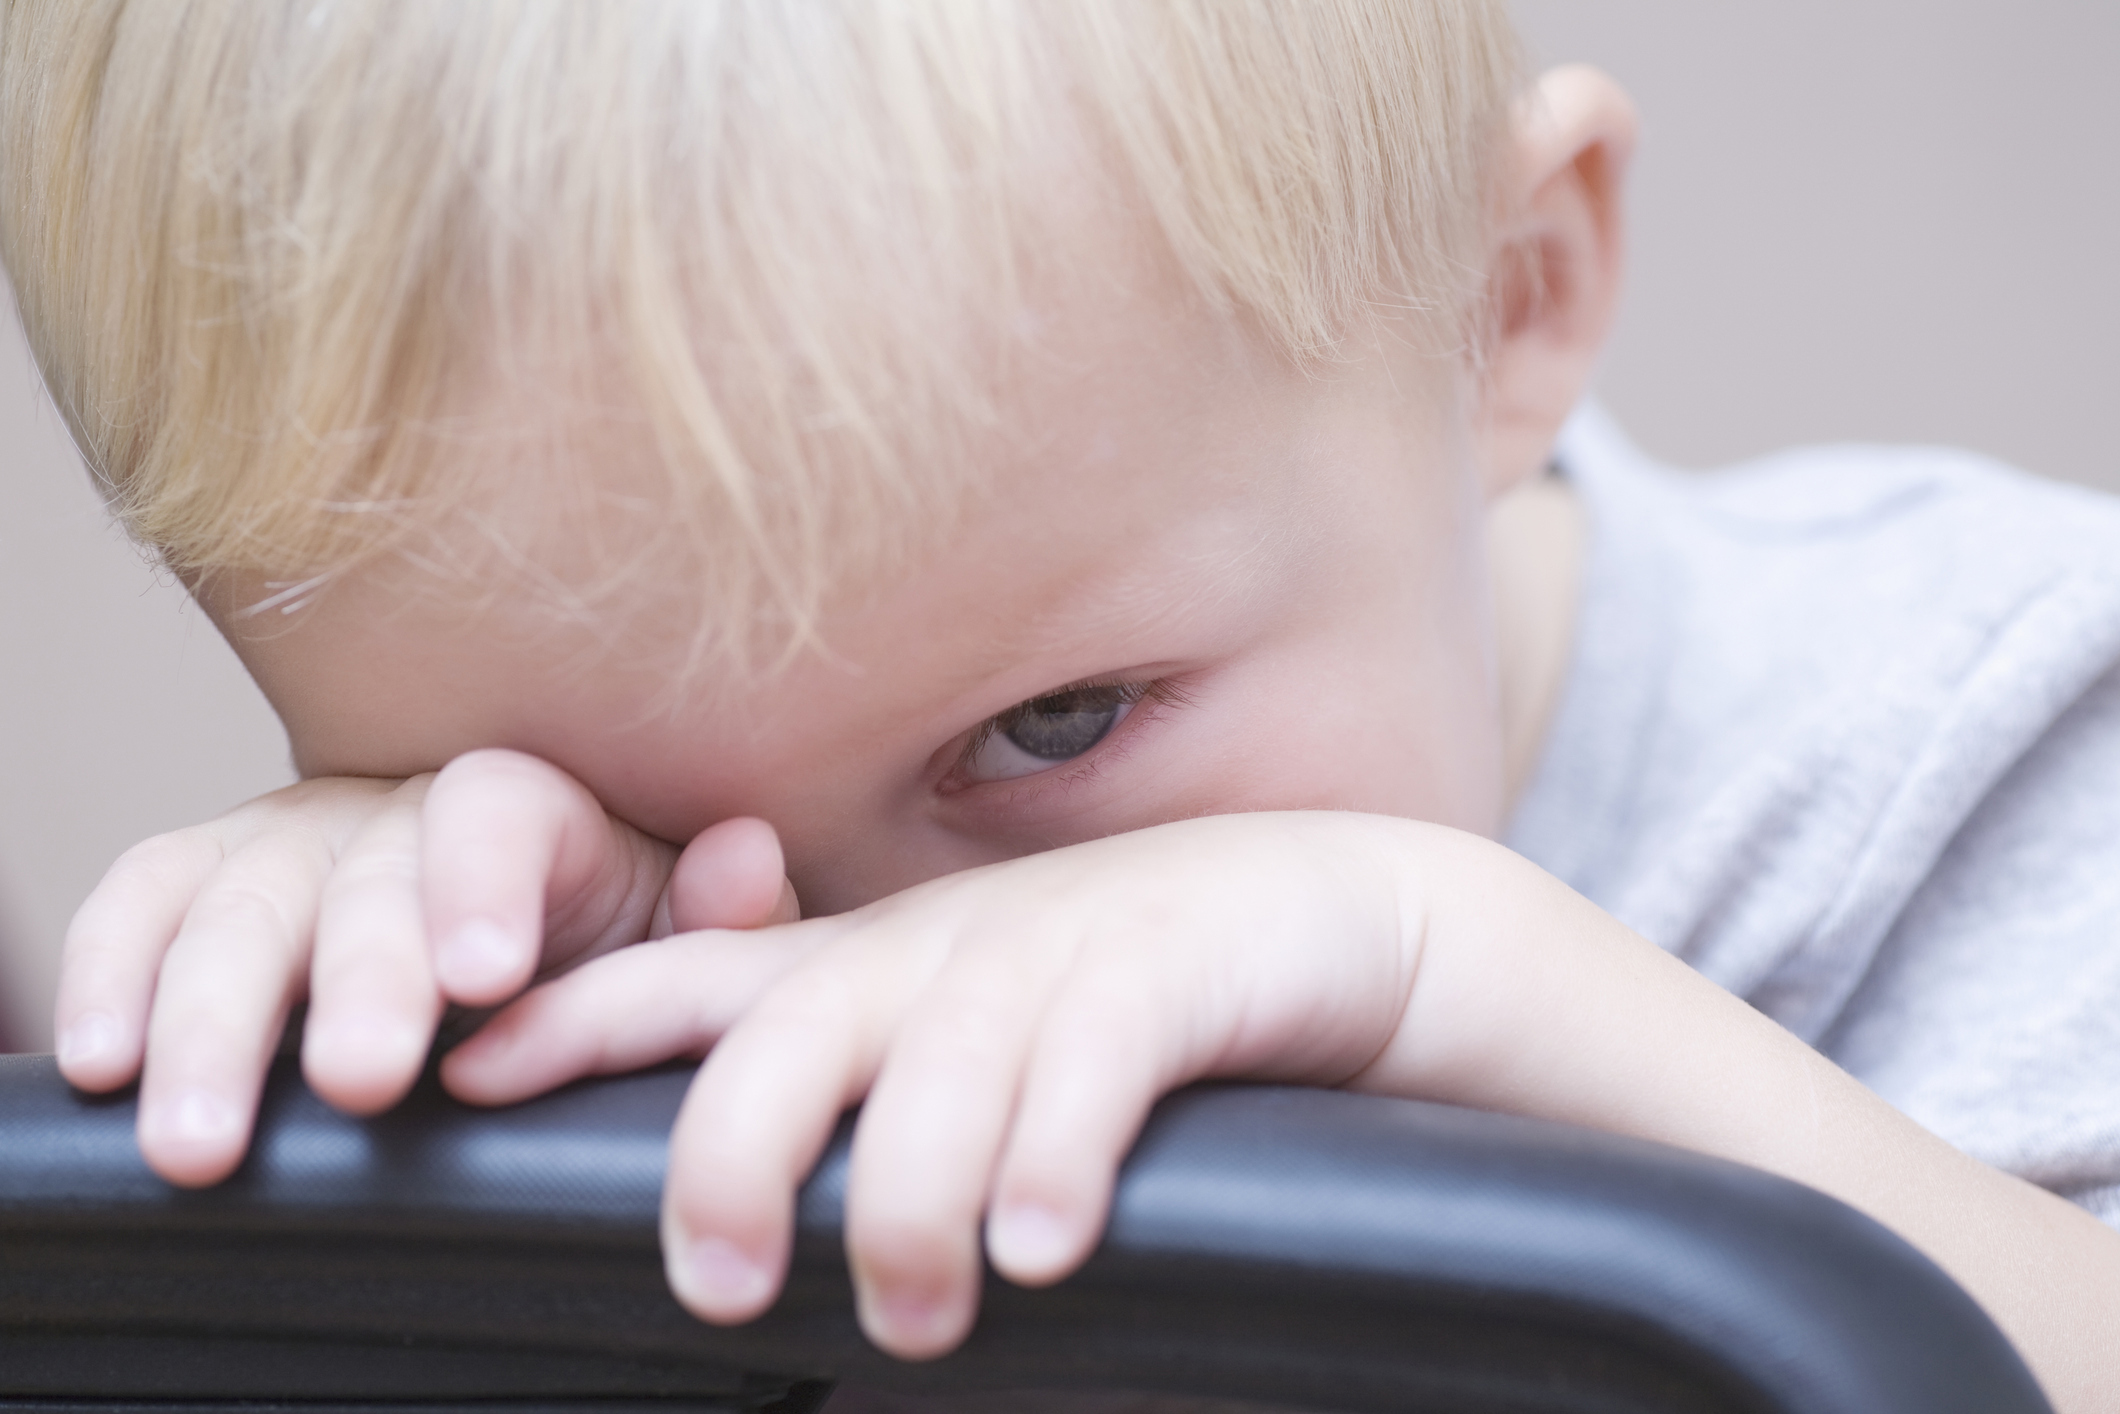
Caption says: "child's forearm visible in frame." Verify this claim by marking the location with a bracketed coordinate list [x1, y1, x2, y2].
[1352, 822, 2120, 1414]
[434, 808, 2117, 1390]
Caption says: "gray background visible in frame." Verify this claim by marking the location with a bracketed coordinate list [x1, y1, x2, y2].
[2, 2, 2115, 1049]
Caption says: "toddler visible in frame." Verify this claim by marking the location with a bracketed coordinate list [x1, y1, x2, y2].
[4, 3, 2117, 1408]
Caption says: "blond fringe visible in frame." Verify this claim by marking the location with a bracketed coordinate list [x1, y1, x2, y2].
[0, 0, 1520, 671]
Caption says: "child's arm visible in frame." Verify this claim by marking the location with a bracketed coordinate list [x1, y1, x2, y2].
[53, 748, 792, 1187]
[452, 811, 2119, 1413]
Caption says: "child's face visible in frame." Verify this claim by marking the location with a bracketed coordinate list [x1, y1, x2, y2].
[209, 229, 1512, 918]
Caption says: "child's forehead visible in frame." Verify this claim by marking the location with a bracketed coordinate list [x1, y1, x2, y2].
[216, 296, 1456, 814]
[425, 218, 1355, 641]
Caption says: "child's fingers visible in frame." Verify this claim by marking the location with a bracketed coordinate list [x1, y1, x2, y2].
[664, 817, 801, 933]
[439, 922, 835, 1105]
[983, 960, 1178, 1288]
[420, 749, 664, 1006]
[55, 828, 228, 1092]
[303, 777, 440, 1115]
[136, 830, 337, 1187]
[660, 934, 926, 1332]
[841, 937, 1078, 1358]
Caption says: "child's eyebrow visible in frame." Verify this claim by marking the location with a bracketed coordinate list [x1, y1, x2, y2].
[938, 517, 1303, 705]
[1063, 505, 1320, 640]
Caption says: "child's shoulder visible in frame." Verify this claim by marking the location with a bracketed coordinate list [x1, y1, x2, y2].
[1524, 417, 2117, 1051]
[1545, 404, 2120, 761]
[1513, 407, 2120, 1223]
[1563, 401, 2120, 625]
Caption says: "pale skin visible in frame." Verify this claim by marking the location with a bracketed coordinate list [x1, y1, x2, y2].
[48, 69, 2120, 1409]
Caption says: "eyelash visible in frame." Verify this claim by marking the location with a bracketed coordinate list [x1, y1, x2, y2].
[947, 675, 1194, 791]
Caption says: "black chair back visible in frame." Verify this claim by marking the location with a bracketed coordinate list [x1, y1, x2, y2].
[0, 1055, 2051, 1413]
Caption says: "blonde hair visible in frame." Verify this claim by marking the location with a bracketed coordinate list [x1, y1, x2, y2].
[0, 0, 1521, 664]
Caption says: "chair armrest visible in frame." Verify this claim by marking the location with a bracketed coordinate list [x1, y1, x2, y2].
[0, 1054, 2050, 1414]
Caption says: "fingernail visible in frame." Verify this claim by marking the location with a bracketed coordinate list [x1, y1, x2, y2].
[987, 1202, 1077, 1278]
[57, 1011, 120, 1070]
[671, 1234, 773, 1317]
[437, 918, 517, 994]
[854, 1275, 964, 1354]
[156, 1088, 242, 1145]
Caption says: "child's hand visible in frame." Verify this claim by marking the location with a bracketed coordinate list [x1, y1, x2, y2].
[54, 748, 795, 1187]
[441, 812, 1585, 1357]
[446, 809, 2118, 1386]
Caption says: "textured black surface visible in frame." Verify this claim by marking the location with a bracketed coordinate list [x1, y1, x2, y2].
[0, 1054, 2052, 1413]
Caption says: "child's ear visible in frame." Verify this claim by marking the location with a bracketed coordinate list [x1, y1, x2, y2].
[1474, 66, 1637, 501]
